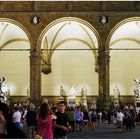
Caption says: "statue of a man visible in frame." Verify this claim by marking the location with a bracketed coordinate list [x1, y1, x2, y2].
[0, 77, 5, 93]
[134, 78, 140, 98]
[69, 85, 76, 97]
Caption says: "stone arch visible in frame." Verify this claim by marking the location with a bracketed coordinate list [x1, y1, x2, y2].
[37, 17, 101, 98]
[107, 17, 140, 102]
[0, 18, 31, 99]
[38, 17, 101, 74]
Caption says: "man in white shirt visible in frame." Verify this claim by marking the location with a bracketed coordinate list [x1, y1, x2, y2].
[13, 106, 22, 128]
[116, 110, 124, 132]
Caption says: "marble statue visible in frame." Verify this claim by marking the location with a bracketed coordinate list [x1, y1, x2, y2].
[0, 77, 5, 93]
[67, 85, 76, 107]
[134, 78, 140, 98]
[113, 85, 120, 99]
[113, 85, 120, 108]
[0, 77, 5, 101]
[69, 85, 76, 97]
[81, 87, 87, 107]
[60, 86, 66, 97]
[90, 99, 97, 110]
[81, 87, 87, 98]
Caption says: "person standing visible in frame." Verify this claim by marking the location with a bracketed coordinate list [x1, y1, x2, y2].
[75, 107, 83, 131]
[66, 106, 75, 132]
[0, 101, 7, 138]
[97, 110, 102, 127]
[91, 109, 97, 130]
[26, 103, 37, 138]
[12, 105, 22, 129]
[37, 103, 56, 139]
[83, 108, 89, 130]
[116, 110, 124, 133]
[54, 101, 71, 139]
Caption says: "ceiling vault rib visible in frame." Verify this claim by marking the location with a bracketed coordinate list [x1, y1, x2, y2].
[0, 38, 29, 51]
[50, 38, 93, 58]
[0, 24, 9, 41]
[110, 38, 140, 47]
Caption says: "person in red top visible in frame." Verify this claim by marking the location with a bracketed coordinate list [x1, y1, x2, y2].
[37, 103, 56, 139]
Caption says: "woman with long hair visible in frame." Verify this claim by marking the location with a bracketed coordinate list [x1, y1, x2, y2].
[37, 103, 56, 139]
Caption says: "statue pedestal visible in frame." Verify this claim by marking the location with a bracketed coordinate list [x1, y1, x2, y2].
[67, 96, 76, 107]
[113, 98, 119, 108]
[135, 98, 140, 113]
[59, 96, 65, 102]
[81, 97, 87, 107]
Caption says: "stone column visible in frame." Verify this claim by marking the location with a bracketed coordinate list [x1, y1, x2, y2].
[98, 49, 110, 111]
[30, 49, 41, 105]
[104, 50, 110, 110]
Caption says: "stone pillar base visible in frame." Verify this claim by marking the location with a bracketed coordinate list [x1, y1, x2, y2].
[67, 97, 76, 107]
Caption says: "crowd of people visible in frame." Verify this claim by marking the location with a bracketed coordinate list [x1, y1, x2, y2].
[0, 99, 140, 139]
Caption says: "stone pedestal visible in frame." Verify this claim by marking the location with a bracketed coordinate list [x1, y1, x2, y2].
[59, 96, 65, 102]
[0, 91, 4, 102]
[135, 98, 140, 113]
[67, 96, 76, 107]
[113, 98, 119, 108]
[81, 97, 87, 107]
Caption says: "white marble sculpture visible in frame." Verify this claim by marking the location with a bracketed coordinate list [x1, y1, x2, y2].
[90, 99, 97, 110]
[60, 86, 66, 97]
[67, 85, 76, 107]
[59, 85, 66, 102]
[134, 78, 140, 98]
[69, 85, 76, 97]
[81, 87, 87, 107]
[113, 85, 120, 99]
[113, 85, 120, 108]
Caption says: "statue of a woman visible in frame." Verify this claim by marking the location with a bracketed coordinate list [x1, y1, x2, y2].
[60, 86, 66, 97]
[113, 85, 120, 99]
[69, 85, 76, 97]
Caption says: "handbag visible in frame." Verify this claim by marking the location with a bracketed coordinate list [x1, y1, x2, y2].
[35, 125, 48, 139]
[35, 134, 43, 139]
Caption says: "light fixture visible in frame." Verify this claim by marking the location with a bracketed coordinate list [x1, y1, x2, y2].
[99, 15, 108, 25]
[31, 15, 40, 25]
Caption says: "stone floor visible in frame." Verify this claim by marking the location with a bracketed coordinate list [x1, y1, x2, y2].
[21, 121, 140, 139]
[67, 123, 140, 139]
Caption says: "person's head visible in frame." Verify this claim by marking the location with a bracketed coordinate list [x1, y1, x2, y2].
[14, 105, 19, 111]
[77, 107, 81, 111]
[57, 101, 66, 113]
[118, 109, 121, 113]
[39, 103, 50, 120]
[23, 106, 27, 111]
[29, 103, 35, 111]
